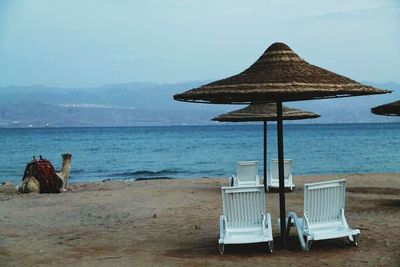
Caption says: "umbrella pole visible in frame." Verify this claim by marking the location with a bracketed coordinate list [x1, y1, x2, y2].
[277, 101, 287, 248]
[264, 120, 267, 192]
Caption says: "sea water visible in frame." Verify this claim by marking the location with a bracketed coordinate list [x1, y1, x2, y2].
[0, 123, 399, 184]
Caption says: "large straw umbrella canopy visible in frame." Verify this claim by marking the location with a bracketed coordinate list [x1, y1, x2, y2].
[173, 42, 390, 248]
[371, 100, 400, 116]
[174, 43, 388, 103]
[212, 103, 320, 192]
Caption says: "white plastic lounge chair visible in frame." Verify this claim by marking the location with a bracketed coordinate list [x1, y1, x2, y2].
[230, 161, 260, 187]
[267, 159, 295, 191]
[286, 179, 360, 251]
[219, 185, 273, 254]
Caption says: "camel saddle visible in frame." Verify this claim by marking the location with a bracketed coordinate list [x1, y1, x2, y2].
[22, 157, 63, 193]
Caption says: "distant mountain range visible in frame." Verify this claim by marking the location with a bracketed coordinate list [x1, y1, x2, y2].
[0, 81, 399, 127]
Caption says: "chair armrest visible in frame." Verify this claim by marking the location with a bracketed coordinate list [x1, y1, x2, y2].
[340, 208, 350, 228]
[266, 172, 271, 187]
[228, 176, 233, 187]
[268, 172, 274, 182]
[231, 175, 237, 186]
[220, 215, 227, 239]
[262, 213, 267, 236]
[303, 212, 310, 231]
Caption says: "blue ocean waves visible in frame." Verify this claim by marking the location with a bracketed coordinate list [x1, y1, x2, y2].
[0, 124, 399, 184]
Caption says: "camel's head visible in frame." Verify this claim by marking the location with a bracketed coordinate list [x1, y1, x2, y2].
[62, 153, 72, 161]
[59, 153, 72, 182]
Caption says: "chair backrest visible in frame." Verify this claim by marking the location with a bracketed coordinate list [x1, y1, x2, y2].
[237, 161, 258, 185]
[304, 179, 346, 224]
[270, 159, 293, 181]
[221, 185, 265, 228]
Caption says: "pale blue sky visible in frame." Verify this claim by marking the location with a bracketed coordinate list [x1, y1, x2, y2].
[0, 0, 399, 87]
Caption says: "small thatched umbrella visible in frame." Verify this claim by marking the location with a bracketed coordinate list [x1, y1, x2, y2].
[371, 100, 400, 116]
[212, 103, 320, 192]
[174, 42, 390, 248]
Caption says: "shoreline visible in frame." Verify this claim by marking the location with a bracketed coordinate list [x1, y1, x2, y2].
[53, 171, 400, 186]
[1, 173, 399, 266]
[4, 171, 400, 188]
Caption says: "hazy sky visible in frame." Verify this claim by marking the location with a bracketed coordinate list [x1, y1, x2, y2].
[0, 0, 399, 87]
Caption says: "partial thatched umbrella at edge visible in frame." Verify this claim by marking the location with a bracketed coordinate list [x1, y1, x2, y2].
[212, 103, 320, 192]
[174, 42, 390, 248]
[371, 100, 400, 116]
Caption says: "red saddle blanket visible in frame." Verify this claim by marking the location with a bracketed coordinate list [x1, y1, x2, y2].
[22, 159, 62, 193]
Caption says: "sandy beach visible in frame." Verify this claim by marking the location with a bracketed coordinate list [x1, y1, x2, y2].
[0, 173, 399, 266]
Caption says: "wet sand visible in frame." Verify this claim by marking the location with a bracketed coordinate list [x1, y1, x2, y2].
[0, 173, 399, 266]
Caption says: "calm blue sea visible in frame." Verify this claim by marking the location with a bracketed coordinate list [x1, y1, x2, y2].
[0, 124, 399, 184]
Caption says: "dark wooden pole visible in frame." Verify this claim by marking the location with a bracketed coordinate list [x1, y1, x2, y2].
[263, 120, 267, 192]
[277, 100, 287, 248]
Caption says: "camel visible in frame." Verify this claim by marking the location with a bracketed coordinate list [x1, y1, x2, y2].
[19, 153, 72, 193]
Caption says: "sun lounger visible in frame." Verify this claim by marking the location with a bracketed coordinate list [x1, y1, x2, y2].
[267, 159, 295, 191]
[286, 179, 360, 251]
[219, 185, 273, 254]
[230, 161, 260, 187]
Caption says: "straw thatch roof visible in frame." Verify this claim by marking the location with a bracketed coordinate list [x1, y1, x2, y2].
[371, 100, 400, 116]
[212, 103, 320, 122]
[174, 42, 390, 104]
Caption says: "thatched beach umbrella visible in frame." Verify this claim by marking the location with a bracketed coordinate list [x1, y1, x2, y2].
[371, 100, 400, 116]
[212, 103, 320, 192]
[174, 42, 390, 248]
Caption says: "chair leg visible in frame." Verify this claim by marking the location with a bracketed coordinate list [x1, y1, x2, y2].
[268, 241, 274, 253]
[286, 216, 292, 237]
[350, 234, 359, 247]
[287, 212, 312, 251]
[354, 234, 359, 246]
[219, 243, 224, 255]
[305, 237, 312, 251]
